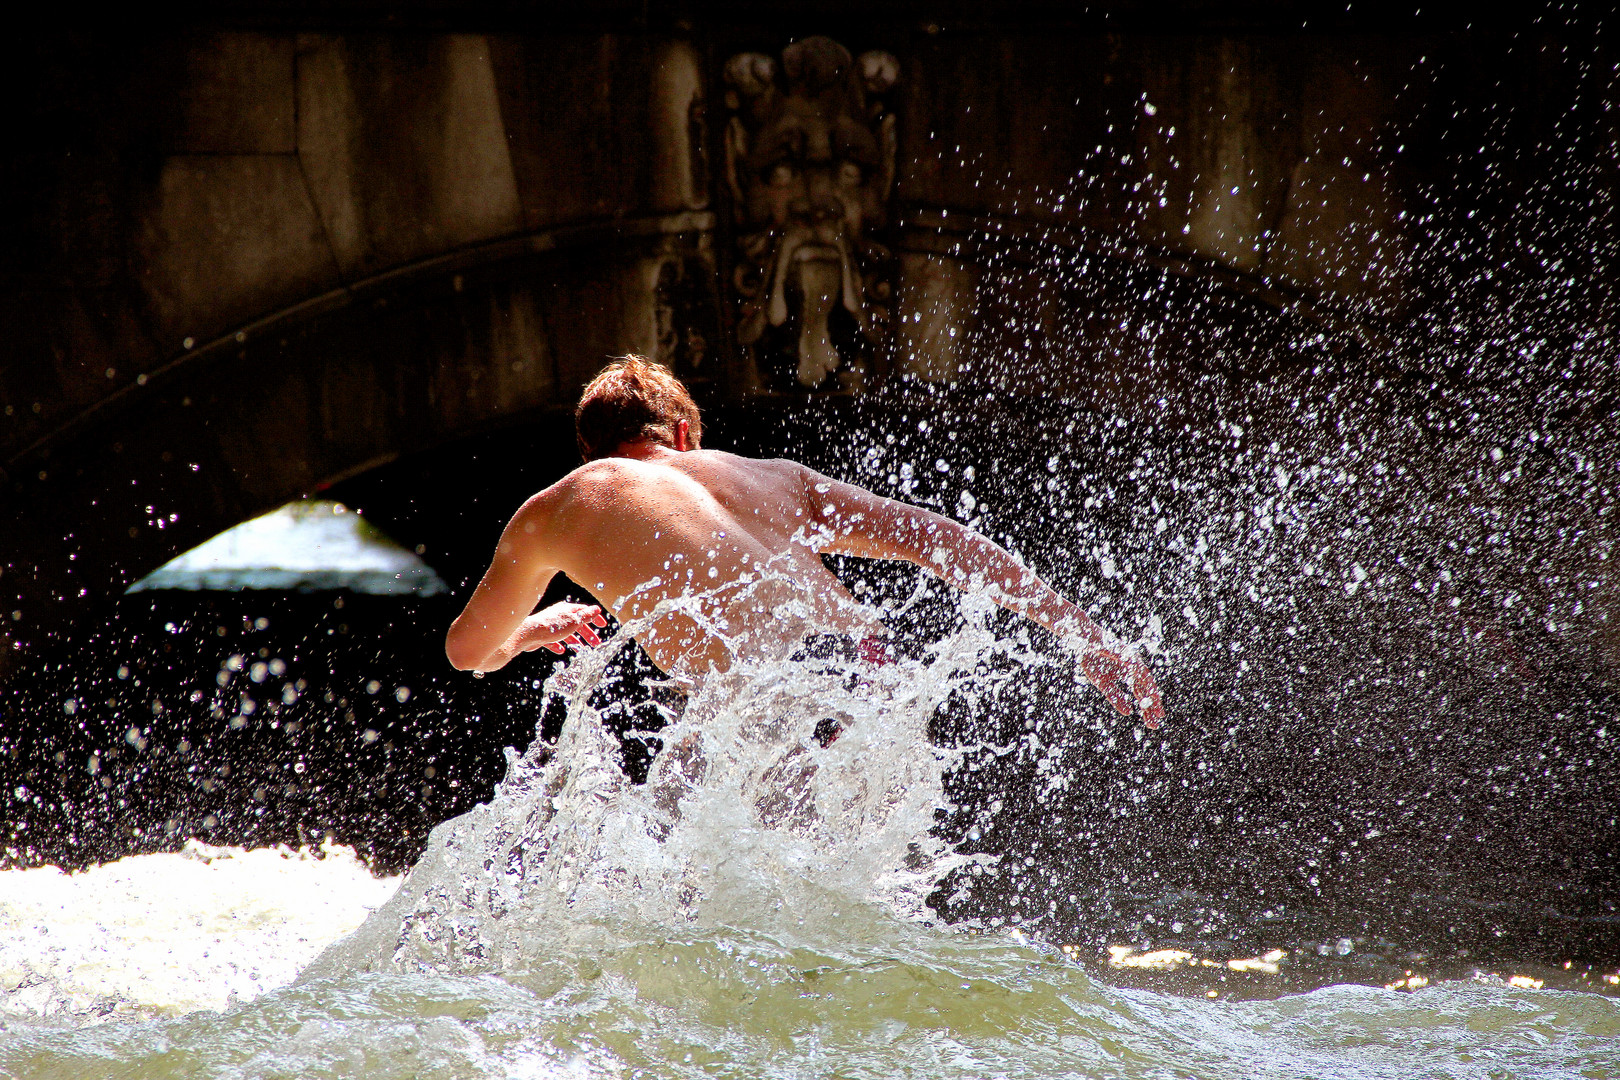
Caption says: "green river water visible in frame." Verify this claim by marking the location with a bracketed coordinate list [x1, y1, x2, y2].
[4, 606, 1617, 1079]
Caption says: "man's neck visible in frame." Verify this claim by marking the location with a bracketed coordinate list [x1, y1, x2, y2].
[613, 439, 679, 462]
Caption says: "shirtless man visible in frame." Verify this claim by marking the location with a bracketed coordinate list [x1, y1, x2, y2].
[445, 357, 1164, 728]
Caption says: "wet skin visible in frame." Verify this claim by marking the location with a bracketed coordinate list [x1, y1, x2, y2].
[445, 424, 1164, 727]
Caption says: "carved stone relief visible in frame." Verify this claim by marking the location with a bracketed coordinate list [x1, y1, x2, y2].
[653, 243, 720, 391]
[723, 36, 899, 391]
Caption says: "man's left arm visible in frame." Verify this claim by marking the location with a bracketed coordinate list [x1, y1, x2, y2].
[802, 469, 1165, 727]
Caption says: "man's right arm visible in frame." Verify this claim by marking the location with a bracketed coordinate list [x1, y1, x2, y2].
[445, 494, 605, 673]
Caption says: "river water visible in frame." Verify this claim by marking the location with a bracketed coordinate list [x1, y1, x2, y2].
[3, 598, 1617, 1080]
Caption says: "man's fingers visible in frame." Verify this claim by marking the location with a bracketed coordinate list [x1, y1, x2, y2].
[1102, 675, 1134, 716]
[556, 623, 605, 652]
[1129, 663, 1166, 729]
[1080, 655, 1128, 716]
[1084, 653, 1166, 728]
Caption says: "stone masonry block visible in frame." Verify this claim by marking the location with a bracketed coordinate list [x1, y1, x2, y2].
[172, 33, 296, 155]
[134, 155, 341, 347]
[296, 34, 522, 279]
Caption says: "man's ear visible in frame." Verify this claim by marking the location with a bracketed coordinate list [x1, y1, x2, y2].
[674, 419, 692, 452]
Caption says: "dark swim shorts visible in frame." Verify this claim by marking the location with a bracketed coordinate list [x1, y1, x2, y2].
[641, 633, 928, 756]
[791, 633, 927, 746]
[792, 632, 927, 667]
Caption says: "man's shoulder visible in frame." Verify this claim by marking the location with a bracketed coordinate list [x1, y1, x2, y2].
[537, 450, 813, 503]
[687, 449, 807, 477]
[525, 454, 712, 506]
[560, 456, 642, 483]
[683, 451, 821, 494]
[522, 458, 638, 508]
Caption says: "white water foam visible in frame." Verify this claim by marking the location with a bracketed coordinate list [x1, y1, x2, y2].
[5, 588, 1619, 1079]
[0, 840, 399, 1022]
[304, 591, 1032, 981]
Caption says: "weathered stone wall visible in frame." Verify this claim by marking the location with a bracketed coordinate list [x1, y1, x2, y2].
[3, 31, 712, 470]
[1, 14, 1612, 668]
[3, 26, 1436, 473]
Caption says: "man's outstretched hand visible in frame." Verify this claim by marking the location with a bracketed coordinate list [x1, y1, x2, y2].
[526, 602, 609, 654]
[451, 601, 609, 673]
[1077, 644, 1166, 729]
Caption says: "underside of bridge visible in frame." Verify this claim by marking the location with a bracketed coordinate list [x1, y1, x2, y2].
[8, 5, 1614, 668]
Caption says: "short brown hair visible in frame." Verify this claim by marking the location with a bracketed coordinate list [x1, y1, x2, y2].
[575, 356, 703, 460]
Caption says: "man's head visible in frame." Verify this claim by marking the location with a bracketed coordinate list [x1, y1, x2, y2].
[575, 356, 703, 461]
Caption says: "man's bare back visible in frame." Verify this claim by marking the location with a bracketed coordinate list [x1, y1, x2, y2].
[446, 357, 1163, 726]
[450, 445, 886, 675]
[448, 443, 1163, 725]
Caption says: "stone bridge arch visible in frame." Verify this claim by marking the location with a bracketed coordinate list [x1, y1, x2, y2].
[1, 16, 1507, 666]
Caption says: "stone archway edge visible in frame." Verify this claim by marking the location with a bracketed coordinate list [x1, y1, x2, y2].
[3, 210, 716, 485]
[886, 207, 1401, 386]
[5, 201, 1387, 492]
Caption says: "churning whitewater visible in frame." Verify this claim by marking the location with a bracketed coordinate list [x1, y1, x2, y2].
[305, 588, 999, 978]
[2, 584, 1617, 1079]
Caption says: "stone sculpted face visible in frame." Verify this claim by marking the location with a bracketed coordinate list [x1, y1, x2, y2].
[724, 37, 899, 389]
